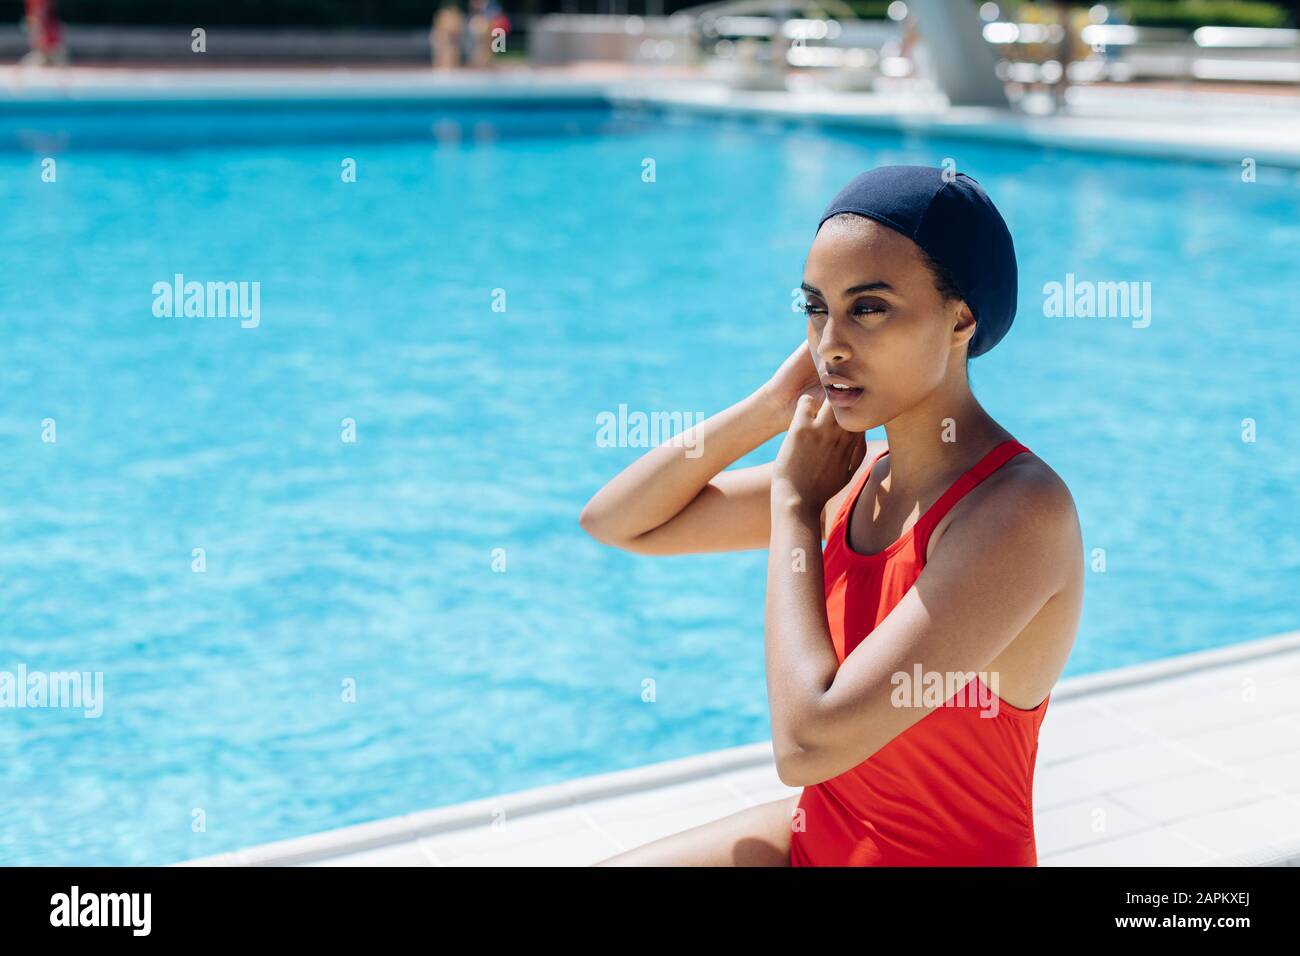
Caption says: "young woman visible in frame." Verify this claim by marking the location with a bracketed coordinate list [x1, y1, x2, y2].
[580, 165, 1083, 866]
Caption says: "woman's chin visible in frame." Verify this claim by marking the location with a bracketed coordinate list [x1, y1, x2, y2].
[829, 401, 873, 431]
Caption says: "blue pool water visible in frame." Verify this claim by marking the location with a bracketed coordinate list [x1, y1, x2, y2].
[1, 100, 1297, 866]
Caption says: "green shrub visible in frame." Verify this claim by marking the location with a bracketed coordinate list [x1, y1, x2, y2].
[1102, 1, 1288, 29]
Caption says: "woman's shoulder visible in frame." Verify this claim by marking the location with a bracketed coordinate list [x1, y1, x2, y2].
[997, 446, 1077, 518]
[929, 442, 1081, 570]
[970, 445, 1082, 562]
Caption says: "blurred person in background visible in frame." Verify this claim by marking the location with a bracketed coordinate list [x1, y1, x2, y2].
[21, 0, 68, 66]
[880, 8, 922, 85]
[432, 1, 465, 70]
[487, 0, 511, 44]
[467, 0, 510, 67]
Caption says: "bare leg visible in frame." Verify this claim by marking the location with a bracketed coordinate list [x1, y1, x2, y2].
[592, 793, 801, 866]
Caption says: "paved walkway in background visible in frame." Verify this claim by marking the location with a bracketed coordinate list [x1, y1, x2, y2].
[2, 65, 1299, 167]
[183, 630, 1300, 866]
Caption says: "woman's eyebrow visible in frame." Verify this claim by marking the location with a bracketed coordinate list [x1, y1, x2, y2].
[801, 280, 895, 296]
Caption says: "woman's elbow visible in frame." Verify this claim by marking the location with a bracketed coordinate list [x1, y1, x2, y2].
[774, 716, 865, 787]
[774, 757, 800, 788]
[775, 750, 818, 788]
[578, 501, 634, 550]
[577, 500, 604, 539]
[773, 734, 823, 788]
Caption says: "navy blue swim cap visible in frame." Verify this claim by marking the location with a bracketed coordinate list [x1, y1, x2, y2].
[815, 165, 1017, 358]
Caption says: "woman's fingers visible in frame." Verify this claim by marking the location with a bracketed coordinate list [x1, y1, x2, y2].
[813, 393, 837, 428]
[811, 399, 866, 469]
[791, 393, 817, 428]
[798, 392, 865, 465]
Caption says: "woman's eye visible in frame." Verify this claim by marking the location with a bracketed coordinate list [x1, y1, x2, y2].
[801, 301, 884, 317]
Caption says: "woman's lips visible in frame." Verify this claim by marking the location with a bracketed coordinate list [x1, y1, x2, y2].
[824, 383, 865, 406]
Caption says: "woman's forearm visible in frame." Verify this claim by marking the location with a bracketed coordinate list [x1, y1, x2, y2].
[579, 388, 788, 546]
[765, 497, 839, 765]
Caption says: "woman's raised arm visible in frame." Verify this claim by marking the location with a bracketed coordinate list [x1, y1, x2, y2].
[579, 343, 839, 555]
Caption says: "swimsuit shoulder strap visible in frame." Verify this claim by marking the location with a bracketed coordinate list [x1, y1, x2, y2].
[914, 439, 1032, 551]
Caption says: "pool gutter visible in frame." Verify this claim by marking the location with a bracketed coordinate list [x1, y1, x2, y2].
[1, 67, 1298, 169]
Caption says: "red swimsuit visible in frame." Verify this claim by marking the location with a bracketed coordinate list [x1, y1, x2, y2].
[789, 439, 1050, 866]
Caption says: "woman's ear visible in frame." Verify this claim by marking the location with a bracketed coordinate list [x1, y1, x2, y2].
[952, 300, 977, 351]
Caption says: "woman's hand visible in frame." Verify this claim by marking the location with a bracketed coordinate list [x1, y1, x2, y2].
[758, 341, 825, 428]
[771, 395, 867, 521]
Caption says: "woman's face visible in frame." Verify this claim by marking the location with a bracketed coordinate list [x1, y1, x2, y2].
[800, 216, 972, 431]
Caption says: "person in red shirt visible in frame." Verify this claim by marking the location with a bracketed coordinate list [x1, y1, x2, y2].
[22, 0, 68, 66]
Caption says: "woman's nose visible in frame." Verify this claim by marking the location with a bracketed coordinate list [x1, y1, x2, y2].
[816, 314, 852, 365]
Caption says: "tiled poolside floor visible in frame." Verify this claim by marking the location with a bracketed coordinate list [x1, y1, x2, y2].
[183, 630, 1300, 866]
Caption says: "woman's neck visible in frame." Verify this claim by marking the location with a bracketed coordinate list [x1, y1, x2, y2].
[880, 381, 1011, 494]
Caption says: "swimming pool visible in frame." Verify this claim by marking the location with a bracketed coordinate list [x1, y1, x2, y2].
[1, 97, 1297, 866]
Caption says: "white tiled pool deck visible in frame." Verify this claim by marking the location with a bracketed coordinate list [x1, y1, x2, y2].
[183, 630, 1300, 867]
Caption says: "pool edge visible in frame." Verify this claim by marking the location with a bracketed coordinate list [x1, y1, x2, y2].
[177, 627, 1300, 867]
